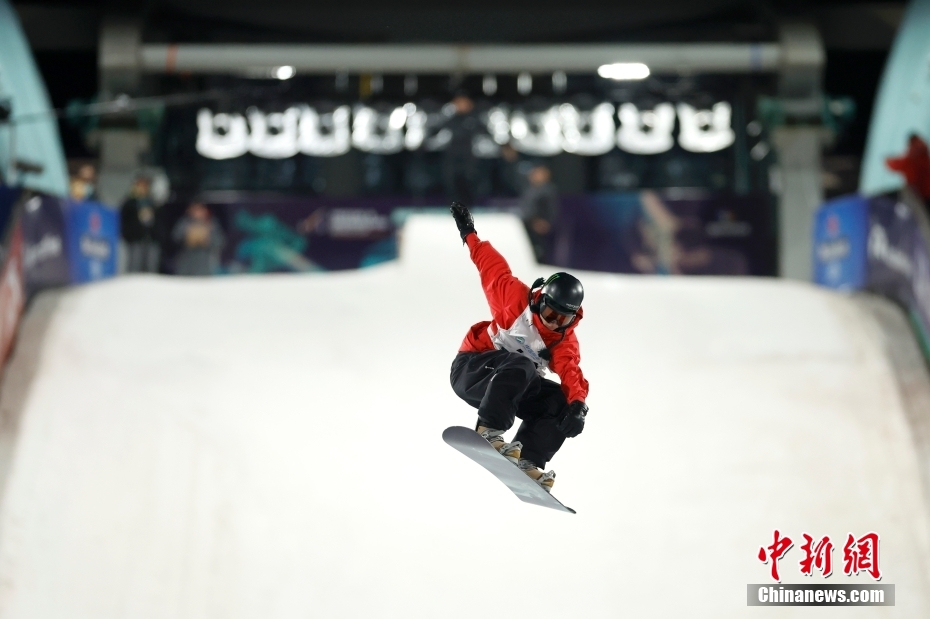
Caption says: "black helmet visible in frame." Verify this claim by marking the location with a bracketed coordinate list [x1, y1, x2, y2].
[541, 272, 583, 312]
[536, 272, 583, 329]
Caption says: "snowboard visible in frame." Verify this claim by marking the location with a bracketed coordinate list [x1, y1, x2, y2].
[442, 426, 576, 514]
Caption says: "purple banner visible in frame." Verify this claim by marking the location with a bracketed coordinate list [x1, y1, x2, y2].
[21, 193, 70, 294]
[164, 193, 403, 273]
[866, 195, 915, 303]
[161, 190, 775, 276]
[555, 190, 776, 275]
[866, 191, 930, 346]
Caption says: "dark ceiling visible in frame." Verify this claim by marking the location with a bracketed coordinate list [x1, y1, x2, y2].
[12, 0, 906, 49]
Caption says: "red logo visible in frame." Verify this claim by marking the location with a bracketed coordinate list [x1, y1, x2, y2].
[759, 530, 881, 581]
[758, 530, 793, 582]
[826, 214, 840, 236]
[89, 211, 101, 234]
[800, 534, 834, 577]
[843, 532, 881, 580]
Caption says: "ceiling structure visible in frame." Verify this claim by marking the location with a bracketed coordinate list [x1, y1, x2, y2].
[12, 0, 905, 50]
[10, 0, 906, 161]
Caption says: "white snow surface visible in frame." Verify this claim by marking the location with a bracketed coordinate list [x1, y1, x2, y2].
[0, 213, 928, 618]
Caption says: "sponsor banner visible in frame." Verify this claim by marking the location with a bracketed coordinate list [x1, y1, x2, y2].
[64, 200, 119, 283]
[865, 192, 930, 343]
[166, 190, 773, 276]
[866, 194, 915, 302]
[813, 194, 869, 290]
[0, 216, 25, 371]
[817, 190, 930, 358]
[895, 189, 930, 342]
[164, 194, 401, 273]
[195, 101, 736, 160]
[555, 190, 775, 276]
[21, 193, 70, 294]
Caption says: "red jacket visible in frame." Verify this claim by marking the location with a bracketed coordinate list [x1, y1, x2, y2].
[458, 233, 589, 403]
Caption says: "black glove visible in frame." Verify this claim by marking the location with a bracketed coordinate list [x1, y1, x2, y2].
[450, 202, 475, 243]
[556, 401, 587, 438]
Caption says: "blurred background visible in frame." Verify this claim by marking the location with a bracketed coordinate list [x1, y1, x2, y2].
[0, 0, 905, 280]
[1, 0, 930, 616]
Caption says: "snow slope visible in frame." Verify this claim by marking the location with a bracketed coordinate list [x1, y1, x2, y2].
[0, 213, 928, 618]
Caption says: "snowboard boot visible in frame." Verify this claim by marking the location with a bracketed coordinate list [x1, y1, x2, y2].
[517, 458, 556, 493]
[476, 426, 522, 464]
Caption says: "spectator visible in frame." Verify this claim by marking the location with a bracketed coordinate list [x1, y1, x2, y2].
[442, 93, 480, 205]
[172, 202, 225, 276]
[120, 175, 162, 273]
[493, 143, 524, 196]
[69, 163, 97, 202]
[521, 164, 560, 263]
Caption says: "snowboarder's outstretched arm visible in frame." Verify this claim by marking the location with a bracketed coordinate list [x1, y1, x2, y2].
[451, 203, 529, 328]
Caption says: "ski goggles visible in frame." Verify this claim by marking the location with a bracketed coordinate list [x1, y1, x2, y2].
[539, 302, 576, 328]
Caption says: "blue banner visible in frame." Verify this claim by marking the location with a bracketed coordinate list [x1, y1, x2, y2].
[813, 194, 869, 290]
[64, 200, 119, 283]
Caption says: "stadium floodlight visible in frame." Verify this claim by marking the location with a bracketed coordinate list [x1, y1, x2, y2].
[597, 62, 650, 80]
[274, 65, 296, 80]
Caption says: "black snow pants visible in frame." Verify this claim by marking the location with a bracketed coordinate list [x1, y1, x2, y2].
[450, 349, 567, 468]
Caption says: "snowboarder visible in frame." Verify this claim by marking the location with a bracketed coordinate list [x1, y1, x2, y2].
[449, 202, 589, 492]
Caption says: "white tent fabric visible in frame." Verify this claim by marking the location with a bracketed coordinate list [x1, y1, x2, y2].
[0, 213, 927, 618]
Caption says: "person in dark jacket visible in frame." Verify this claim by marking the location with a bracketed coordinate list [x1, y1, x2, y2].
[520, 164, 560, 263]
[442, 94, 481, 205]
[120, 175, 162, 273]
[172, 202, 225, 276]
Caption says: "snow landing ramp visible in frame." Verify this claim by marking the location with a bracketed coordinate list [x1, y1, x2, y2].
[0, 213, 929, 618]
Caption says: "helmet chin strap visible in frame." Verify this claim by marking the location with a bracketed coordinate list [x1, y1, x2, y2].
[528, 277, 546, 314]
